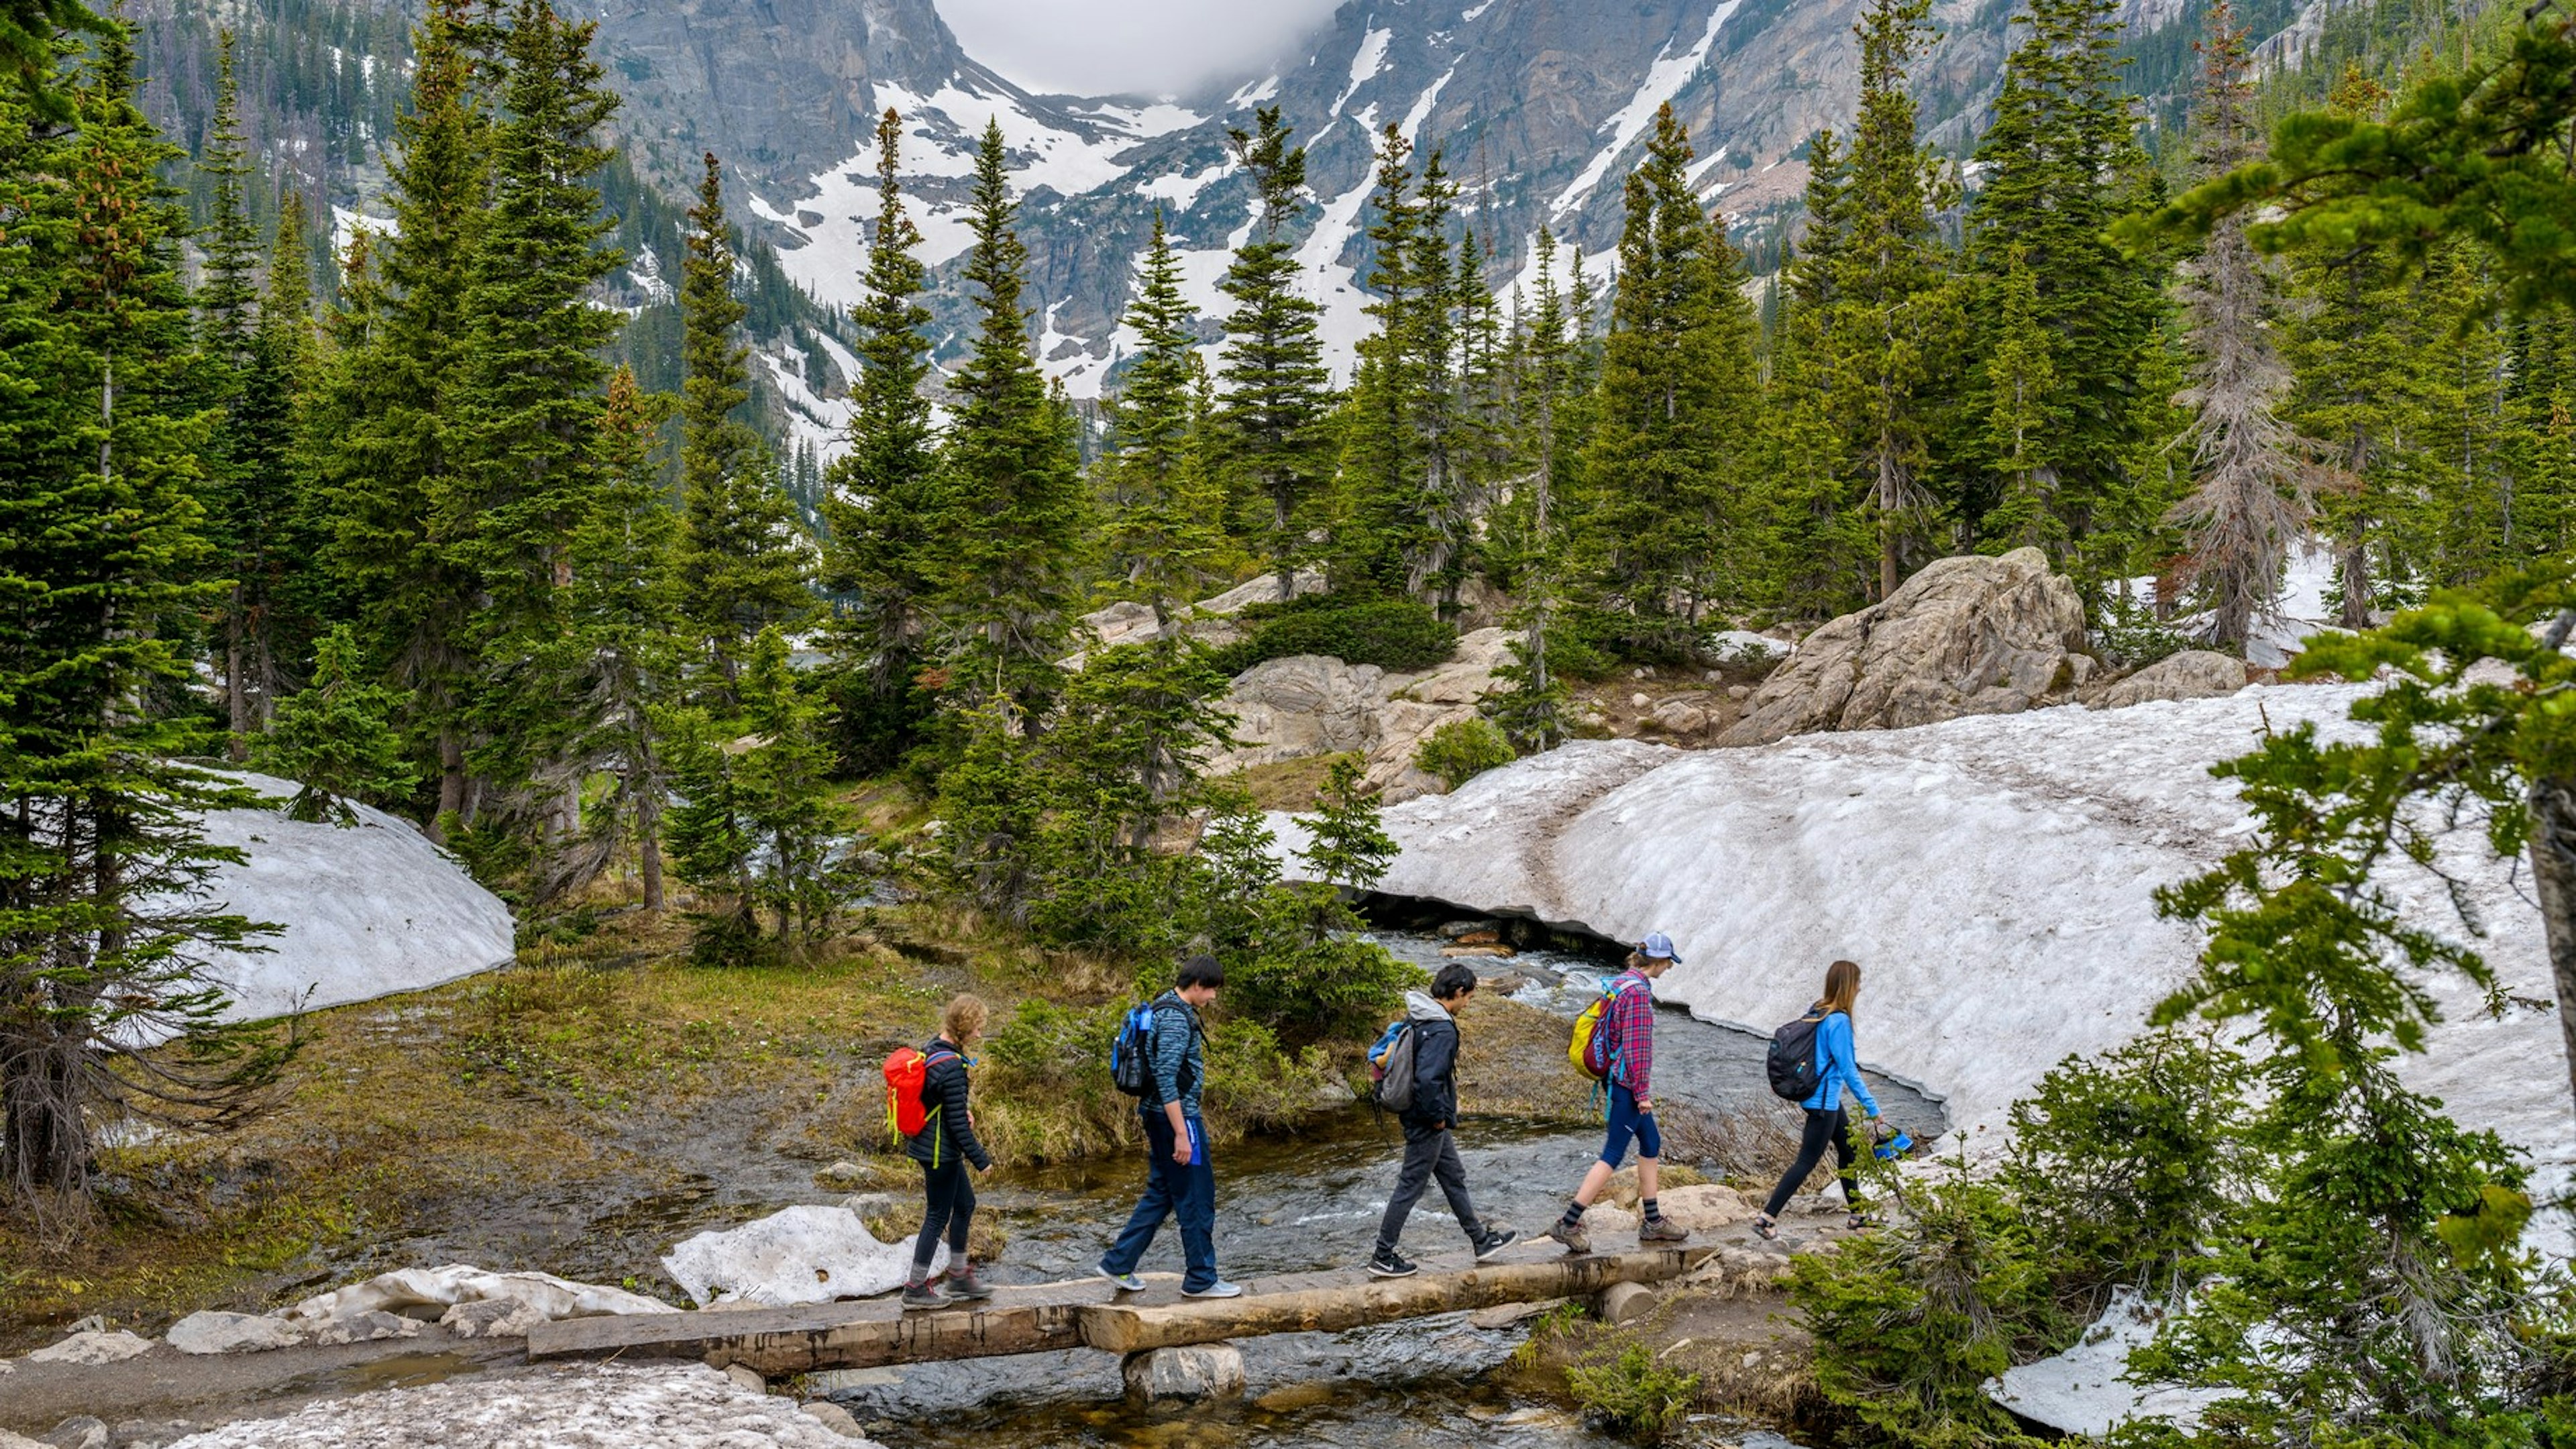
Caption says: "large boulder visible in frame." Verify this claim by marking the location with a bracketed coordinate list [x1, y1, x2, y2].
[1723, 549, 2090, 747]
[1122, 1343, 1247, 1405]
[2098, 650, 2246, 710]
[1205, 627, 1519, 802]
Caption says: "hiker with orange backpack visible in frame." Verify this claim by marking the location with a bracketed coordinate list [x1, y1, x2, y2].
[890, 994, 994, 1309]
[1541, 934, 1690, 1254]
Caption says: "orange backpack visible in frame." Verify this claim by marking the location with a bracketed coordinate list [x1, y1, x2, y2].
[881, 1045, 959, 1141]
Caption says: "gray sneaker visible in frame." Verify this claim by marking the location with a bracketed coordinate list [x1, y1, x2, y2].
[1097, 1261, 1145, 1294]
[1181, 1279, 1245, 1299]
[900, 1283, 945, 1311]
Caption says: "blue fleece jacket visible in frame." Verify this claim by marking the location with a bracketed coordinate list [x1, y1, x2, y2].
[1802, 1011, 1881, 1117]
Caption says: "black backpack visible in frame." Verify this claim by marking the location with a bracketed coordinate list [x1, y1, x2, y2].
[1766, 1010, 1827, 1102]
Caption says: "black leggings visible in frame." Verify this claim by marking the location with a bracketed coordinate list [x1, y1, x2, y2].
[1763, 1107, 1860, 1219]
[915, 1157, 975, 1269]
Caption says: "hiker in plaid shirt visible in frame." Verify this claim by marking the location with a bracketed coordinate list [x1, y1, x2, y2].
[1542, 933, 1691, 1254]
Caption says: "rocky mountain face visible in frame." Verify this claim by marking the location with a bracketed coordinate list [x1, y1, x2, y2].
[138, 0, 2324, 456]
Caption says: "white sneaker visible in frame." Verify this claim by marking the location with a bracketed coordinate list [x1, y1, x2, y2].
[1181, 1279, 1244, 1299]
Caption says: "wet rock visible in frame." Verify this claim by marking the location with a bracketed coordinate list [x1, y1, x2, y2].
[1436, 919, 1502, 941]
[435, 1289, 541, 1340]
[42, 1420, 108, 1449]
[168, 1310, 308, 1355]
[2097, 649, 2245, 710]
[1724, 547, 2090, 745]
[109, 1424, 199, 1449]
[1122, 1343, 1247, 1405]
[1440, 944, 1514, 959]
[28, 1331, 152, 1365]
[805, 1366, 904, 1393]
[800, 1401, 874, 1440]
[1449, 928, 1503, 946]
[725, 1363, 767, 1394]
[1595, 1281, 1656, 1326]
[311, 1309, 424, 1346]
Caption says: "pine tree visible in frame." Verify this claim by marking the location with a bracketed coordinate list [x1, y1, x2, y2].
[1961, 0, 2163, 575]
[1574, 105, 1760, 651]
[1485, 229, 1581, 748]
[938, 119, 1086, 714]
[1825, 0, 1953, 599]
[822, 109, 941, 707]
[2168, 0, 2316, 648]
[556, 367, 682, 909]
[1102, 211, 1226, 623]
[197, 31, 258, 366]
[317, 0, 490, 835]
[1219, 107, 1333, 601]
[444, 0, 627, 851]
[0, 20, 286, 1207]
[254, 625, 419, 824]
[1978, 244, 2065, 553]
[678, 150, 812, 694]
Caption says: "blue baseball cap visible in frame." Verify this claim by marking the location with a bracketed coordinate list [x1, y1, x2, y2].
[1639, 932, 1684, 965]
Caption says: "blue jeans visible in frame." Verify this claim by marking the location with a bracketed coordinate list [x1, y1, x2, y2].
[1599, 1083, 1662, 1168]
[1102, 1107, 1218, 1291]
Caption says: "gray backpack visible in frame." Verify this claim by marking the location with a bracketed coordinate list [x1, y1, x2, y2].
[1370, 1020, 1417, 1113]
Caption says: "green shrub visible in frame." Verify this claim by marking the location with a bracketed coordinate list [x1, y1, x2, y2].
[1563, 1340, 1701, 1442]
[1790, 1158, 2065, 1449]
[1226, 914, 1422, 1044]
[1414, 717, 1517, 790]
[1212, 595, 1458, 676]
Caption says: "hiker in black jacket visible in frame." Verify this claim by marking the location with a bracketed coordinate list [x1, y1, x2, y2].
[903, 995, 994, 1310]
[1369, 963, 1518, 1278]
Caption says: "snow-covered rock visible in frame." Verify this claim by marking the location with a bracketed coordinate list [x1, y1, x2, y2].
[2098, 650, 2245, 710]
[192, 773, 515, 1024]
[1303, 682, 2576, 1205]
[1724, 548, 2090, 746]
[1989, 1289, 2229, 1435]
[162, 1362, 883, 1448]
[662, 1205, 938, 1309]
[26, 1330, 153, 1364]
[166, 1310, 308, 1355]
[283, 1265, 675, 1330]
[437, 1298, 548, 1340]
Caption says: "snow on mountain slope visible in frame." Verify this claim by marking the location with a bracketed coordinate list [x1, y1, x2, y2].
[1284, 685, 2575, 1201]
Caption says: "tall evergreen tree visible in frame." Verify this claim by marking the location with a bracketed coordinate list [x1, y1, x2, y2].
[1823, 0, 1952, 599]
[1219, 107, 1332, 601]
[0, 19, 285, 1208]
[1484, 229, 1585, 749]
[1960, 0, 2162, 576]
[445, 0, 626, 849]
[317, 0, 490, 835]
[938, 119, 1085, 713]
[196, 30, 258, 367]
[1574, 104, 1759, 648]
[2168, 0, 2316, 648]
[678, 150, 811, 694]
[1102, 211, 1226, 623]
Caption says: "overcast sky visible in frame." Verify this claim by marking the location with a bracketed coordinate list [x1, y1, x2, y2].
[936, 0, 1344, 96]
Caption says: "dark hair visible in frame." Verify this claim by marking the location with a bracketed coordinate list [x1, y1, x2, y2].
[1179, 954, 1226, 990]
[1430, 963, 1480, 1001]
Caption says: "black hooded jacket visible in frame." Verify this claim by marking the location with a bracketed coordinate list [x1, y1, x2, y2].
[902, 1037, 991, 1171]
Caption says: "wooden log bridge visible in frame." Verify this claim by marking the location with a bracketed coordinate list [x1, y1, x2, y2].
[526, 1244, 1715, 1378]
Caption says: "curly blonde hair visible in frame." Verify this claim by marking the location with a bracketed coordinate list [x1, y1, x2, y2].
[943, 994, 989, 1044]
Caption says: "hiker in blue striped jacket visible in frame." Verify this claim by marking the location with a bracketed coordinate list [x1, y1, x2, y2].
[1097, 955, 1240, 1299]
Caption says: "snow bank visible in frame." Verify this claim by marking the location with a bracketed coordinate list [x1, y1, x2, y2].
[1307, 683, 2575, 1199]
[191, 773, 515, 1023]
[283, 1264, 676, 1328]
[663, 1204, 941, 1308]
[164, 1362, 881, 1448]
[1988, 1289, 2229, 1435]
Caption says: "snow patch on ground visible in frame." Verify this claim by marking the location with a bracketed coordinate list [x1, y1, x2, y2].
[1138, 160, 1233, 211]
[1551, 0, 1746, 217]
[663, 1205, 942, 1308]
[1990, 1289, 2229, 1436]
[164, 1362, 878, 1449]
[1310, 687, 2576, 1211]
[193, 773, 515, 1024]
[1334, 28, 1394, 116]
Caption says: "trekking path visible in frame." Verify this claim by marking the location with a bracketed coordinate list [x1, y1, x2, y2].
[527, 1241, 1715, 1377]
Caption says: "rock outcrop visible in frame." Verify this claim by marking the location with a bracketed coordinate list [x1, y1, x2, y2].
[1205, 627, 1519, 802]
[1075, 570, 1328, 658]
[2097, 650, 2246, 710]
[1723, 548, 2090, 747]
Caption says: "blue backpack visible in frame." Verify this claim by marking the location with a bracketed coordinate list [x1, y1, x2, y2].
[1111, 1000, 1158, 1097]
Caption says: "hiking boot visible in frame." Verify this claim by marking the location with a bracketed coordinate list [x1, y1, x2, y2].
[900, 1283, 945, 1311]
[1639, 1215, 1691, 1244]
[1366, 1246, 1419, 1279]
[946, 1267, 994, 1301]
[1181, 1279, 1245, 1299]
[1097, 1261, 1146, 1294]
[1541, 1219, 1591, 1255]
[1471, 1227, 1519, 1262]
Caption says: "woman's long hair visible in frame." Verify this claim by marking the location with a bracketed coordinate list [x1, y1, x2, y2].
[1816, 959, 1862, 1017]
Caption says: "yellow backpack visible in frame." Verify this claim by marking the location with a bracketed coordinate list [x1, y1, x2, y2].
[1569, 979, 1629, 1080]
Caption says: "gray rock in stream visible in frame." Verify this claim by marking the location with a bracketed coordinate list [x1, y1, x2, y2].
[1122, 1344, 1247, 1405]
